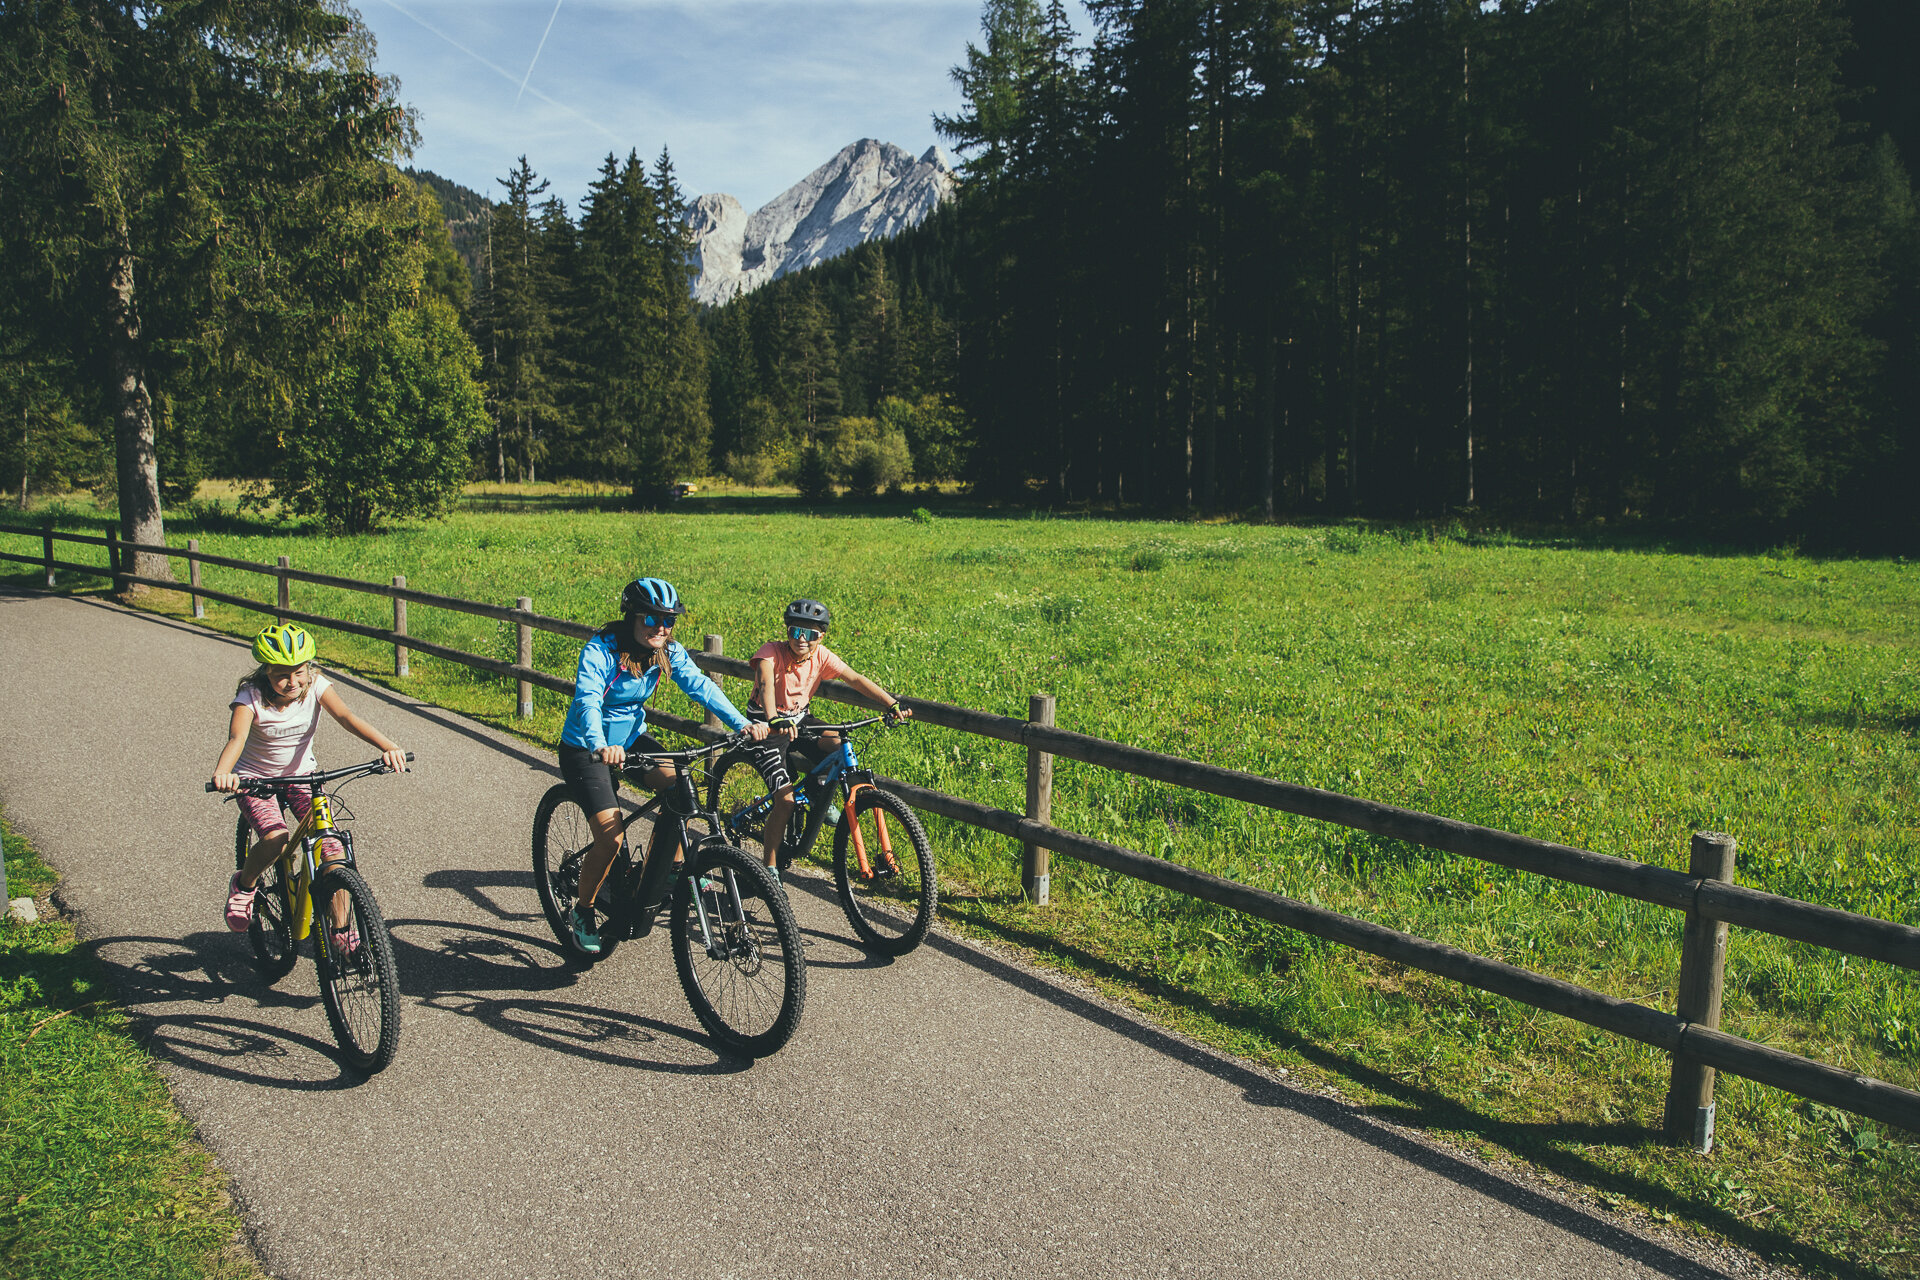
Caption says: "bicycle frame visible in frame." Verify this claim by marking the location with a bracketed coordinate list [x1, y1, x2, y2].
[220, 761, 387, 939]
[731, 717, 897, 877]
[600, 737, 760, 954]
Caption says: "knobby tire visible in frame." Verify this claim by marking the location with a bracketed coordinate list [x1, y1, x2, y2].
[314, 865, 401, 1073]
[670, 842, 806, 1057]
[833, 788, 937, 956]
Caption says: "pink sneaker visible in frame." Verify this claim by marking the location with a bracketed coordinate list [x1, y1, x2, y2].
[224, 873, 257, 932]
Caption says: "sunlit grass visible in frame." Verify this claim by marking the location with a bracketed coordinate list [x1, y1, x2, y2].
[0, 811, 261, 1280]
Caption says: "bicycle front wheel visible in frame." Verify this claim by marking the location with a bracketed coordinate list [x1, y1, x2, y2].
[314, 866, 402, 1073]
[235, 814, 297, 981]
[833, 787, 937, 956]
[670, 842, 806, 1057]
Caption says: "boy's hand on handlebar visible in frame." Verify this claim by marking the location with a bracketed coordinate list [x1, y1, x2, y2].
[743, 721, 771, 742]
[596, 744, 626, 768]
[380, 747, 409, 774]
[884, 701, 912, 727]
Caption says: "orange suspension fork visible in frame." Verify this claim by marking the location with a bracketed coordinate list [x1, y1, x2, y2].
[843, 782, 897, 878]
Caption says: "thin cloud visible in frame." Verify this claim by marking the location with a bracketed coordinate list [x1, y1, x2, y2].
[516, 0, 566, 106]
[371, 0, 620, 142]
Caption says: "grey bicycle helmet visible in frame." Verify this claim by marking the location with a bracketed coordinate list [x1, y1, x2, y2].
[783, 599, 831, 631]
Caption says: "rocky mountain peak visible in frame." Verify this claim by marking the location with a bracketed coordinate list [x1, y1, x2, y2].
[687, 139, 954, 306]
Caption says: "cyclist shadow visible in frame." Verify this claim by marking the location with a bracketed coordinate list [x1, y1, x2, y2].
[383, 917, 752, 1076]
[83, 931, 378, 1091]
[419, 868, 544, 925]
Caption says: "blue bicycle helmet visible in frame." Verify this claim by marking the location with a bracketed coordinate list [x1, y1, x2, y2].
[621, 576, 684, 618]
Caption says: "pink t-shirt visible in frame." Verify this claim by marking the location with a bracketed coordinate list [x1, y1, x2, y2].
[232, 672, 333, 777]
[748, 642, 849, 717]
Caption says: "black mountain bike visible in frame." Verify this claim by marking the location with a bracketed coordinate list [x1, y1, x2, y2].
[531, 733, 807, 1058]
[706, 716, 936, 956]
[208, 755, 410, 1073]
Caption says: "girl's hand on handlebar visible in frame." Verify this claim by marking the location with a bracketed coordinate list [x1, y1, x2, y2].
[743, 721, 771, 742]
[380, 747, 409, 775]
[213, 772, 240, 793]
[597, 744, 626, 768]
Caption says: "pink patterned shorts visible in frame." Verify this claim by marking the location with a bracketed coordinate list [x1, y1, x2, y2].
[239, 784, 345, 861]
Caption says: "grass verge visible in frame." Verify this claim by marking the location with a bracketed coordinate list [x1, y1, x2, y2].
[0, 809, 262, 1280]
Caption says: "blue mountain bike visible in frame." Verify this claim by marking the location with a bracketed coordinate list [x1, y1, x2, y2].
[705, 716, 936, 956]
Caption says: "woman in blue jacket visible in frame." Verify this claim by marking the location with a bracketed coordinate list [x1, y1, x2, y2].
[559, 576, 769, 954]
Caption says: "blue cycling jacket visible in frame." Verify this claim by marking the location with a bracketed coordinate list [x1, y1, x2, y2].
[560, 632, 748, 751]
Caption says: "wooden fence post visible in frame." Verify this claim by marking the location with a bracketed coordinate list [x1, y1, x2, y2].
[392, 576, 409, 677]
[1024, 692, 1056, 903]
[516, 596, 534, 718]
[1666, 830, 1738, 1152]
[41, 520, 53, 589]
[703, 635, 725, 731]
[276, 555, 290, 624]
[107, 527, 126, 597]
[187, 539, 204, 618]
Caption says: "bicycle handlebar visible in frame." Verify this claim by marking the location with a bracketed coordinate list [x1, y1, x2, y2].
[206, 752, 414, 794]
[609, 729, 757, 775]
[800, 715, 890, 734]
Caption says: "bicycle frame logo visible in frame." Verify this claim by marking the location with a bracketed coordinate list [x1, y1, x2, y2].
[278, 792, 352, 941]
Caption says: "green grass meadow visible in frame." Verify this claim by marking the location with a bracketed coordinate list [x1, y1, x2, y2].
[3, 492, 1917, 1275]
[0, 810, 261, 1280]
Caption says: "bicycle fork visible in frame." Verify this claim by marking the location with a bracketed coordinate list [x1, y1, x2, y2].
[842, 782, 899, 880]
[688, 865, 754, 961]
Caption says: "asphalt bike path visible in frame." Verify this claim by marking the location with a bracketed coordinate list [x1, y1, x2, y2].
[0, 589, 1780, 1280]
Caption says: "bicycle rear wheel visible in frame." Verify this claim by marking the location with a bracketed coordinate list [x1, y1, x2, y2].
[670, 842, 806, 1057]
[531, 784, 625, 960]
[705, 752, 772, 862]
[314, 865, 401, 1073]
[833, 787, 937, 956]
[235, 814, 297, 981]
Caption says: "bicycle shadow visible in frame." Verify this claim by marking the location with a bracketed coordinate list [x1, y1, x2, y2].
[81, 931, 375, 1090]
[420, 867, 544, 925]
[777, 872, 900, 971]
[383, 916, 752, 1075]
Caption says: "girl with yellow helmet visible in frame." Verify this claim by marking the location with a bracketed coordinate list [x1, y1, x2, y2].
[209, 624, 408, 946]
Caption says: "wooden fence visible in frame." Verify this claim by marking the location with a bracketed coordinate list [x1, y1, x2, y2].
[6, 521, 1918, 1149]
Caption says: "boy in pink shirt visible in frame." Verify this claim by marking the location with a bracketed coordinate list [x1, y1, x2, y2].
[741, 599, 910, 873]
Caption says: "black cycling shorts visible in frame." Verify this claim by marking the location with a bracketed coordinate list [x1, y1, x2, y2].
[735, 713, 831, 793]
[558, 734, 667, 816]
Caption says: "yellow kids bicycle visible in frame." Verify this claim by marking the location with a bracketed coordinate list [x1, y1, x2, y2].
[207, 754, 411, 1073]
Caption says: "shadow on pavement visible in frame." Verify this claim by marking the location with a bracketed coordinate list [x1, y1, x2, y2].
[922, 927, 1746, 1280]
[385, 917, 749, 1075]
[83, 932, 369, 1090]
[422, 868, 545, 925]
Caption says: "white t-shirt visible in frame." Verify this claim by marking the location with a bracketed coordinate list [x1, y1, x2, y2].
[233, 672, 333, 777]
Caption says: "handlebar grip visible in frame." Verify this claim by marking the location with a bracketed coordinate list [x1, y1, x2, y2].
[205, 781, 217, 793]
[404, 751, 415, 762]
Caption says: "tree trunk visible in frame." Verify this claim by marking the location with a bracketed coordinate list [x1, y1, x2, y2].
[106, 239, 169, 588]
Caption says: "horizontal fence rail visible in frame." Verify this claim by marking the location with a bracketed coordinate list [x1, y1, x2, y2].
[6, 520, 1917, 1144]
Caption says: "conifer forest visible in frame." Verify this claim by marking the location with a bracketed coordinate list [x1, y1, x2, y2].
[2, 0, 1916, 550]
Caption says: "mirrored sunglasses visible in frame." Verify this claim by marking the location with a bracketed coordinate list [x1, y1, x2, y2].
[789, 625, 824, 643]
[641, 613, 678, 630]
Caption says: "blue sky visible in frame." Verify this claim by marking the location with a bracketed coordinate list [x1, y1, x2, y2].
[360, 0, 989, 214]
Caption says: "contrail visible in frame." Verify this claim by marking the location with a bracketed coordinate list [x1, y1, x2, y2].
[516, 0, 566, 106]
[372, 0, 619, 142]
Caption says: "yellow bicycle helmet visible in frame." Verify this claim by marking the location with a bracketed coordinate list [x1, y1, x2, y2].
[252, 623, 316, 666]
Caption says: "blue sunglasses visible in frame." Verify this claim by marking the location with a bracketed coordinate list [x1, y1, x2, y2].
[789, 625, 824, 643]
[640, 613, 678, 630]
